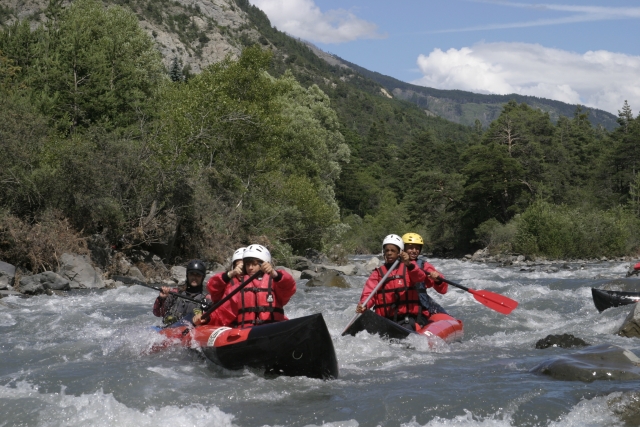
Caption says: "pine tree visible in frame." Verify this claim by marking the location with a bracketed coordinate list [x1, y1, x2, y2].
[618, 100, 633, 133]
[169, 56, 183, 82]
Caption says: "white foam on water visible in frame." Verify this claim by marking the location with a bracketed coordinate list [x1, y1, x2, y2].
[400, 410, 514, 427]
[0, 311, 17, 327]
[547, 394, 624, 427]
[0, 381, 238, 427]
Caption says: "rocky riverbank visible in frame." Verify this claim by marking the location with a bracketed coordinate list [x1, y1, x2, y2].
[3, 244, 640, 299]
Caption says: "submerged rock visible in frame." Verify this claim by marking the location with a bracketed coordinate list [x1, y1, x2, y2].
[531, 344, 640, 382]
[535, 334, 590, 349]
[608, 391, 640, 425]
[617, 303, 640, 338]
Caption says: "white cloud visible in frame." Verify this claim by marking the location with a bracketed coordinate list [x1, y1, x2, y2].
[434, 2, 640, 33]
[413, 42, 640, 115]
[249, 0, 385, 44]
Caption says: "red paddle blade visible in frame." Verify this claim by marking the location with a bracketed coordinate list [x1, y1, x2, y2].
[634, 262, 640, 270]
[468, 288, 518, 315]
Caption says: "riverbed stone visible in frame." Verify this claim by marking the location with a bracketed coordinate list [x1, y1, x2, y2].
[58, 253, 105, 289]
[617, 303, 640, 338]
[276, 266, 301, 280]
[317, 263, 357, 276]
[300, 270, 318, 280]
[291, 256, 314, 271]
[531, 344, 640, 382]
[363, 257, 380, 271]
[0, 260, 16, 290]
[306, 270, 349, 288]
[535, 334, 590, 349]
[608, 391, 640, 425]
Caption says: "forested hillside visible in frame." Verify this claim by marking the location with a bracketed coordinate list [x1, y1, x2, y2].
[1, 0, 639, 273]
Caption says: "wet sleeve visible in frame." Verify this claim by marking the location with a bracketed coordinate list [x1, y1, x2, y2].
[360, 270, 381, 309]
[152, 296, 166, 317]
[273, 270, 296, 306]
[424, 263, 448, 294]
[207, 272, 229, 303]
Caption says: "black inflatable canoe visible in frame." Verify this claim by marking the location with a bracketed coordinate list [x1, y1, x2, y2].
[160, 313, 339, 379]
[591, 288, 640, 312]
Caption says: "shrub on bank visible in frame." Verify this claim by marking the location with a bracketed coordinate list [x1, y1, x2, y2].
[478, 200, 640, 259]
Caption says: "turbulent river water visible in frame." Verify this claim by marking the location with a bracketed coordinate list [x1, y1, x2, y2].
[2, 259, 640, 427]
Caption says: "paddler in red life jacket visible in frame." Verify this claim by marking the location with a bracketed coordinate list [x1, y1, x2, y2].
[206, 247, 246, 303]
[355, 234, 428, 331]
[193, 244, 296, 328]
[402, 233, 449, 315]
[153, 259, 210, 326]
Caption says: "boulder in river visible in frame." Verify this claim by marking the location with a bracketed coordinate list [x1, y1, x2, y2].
[276, 266, 301, 280]
[531, 344, 640, 382]
[535, 334, 590, 349]
[306, 270, 349, 288]
[617, 303, 640, 338]
[0, 260, 16, 290]
[19, 272, 70, 294]
[58, 253, 105, 289]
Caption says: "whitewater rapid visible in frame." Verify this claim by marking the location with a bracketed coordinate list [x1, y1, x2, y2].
[1, 259, 639, 426]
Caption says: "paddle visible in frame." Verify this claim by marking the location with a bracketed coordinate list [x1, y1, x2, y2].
[341, 259, 400, 336]
[113, 275, 211, 308]
[198, 270, 262, 325]
[441, 278, 518, 315]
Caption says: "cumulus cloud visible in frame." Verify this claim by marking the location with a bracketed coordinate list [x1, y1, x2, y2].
[249, 0, 385, 44]
[413, 42, 640, 115]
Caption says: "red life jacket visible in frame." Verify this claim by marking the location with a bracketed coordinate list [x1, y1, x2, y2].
[373, 263, 421, 320]
[235, 273, 286, 327]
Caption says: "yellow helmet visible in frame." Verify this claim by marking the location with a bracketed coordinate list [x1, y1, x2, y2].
[402, 233, 424, 246]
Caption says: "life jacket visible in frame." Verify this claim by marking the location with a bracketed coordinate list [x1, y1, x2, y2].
[373, 263, 421, 320]
[235, 273, 286, 327]
[415, 257, 448, 315]
[164, 290, 207, 324]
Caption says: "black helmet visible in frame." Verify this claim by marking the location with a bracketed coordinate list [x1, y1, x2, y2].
[186, 259, 206, 276]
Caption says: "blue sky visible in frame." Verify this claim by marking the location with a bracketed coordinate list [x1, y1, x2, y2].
[249, 0, 640, 115]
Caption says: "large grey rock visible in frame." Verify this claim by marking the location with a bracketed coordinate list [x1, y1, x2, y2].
[531, 344, 640, 382]
[58, 253, 105, 289]
[306, 270, 349, 288]
[363, 257, 380, 271]
[291, 256, 314, 272]
[618, 303, 640, 338]
[126, 266, 147, 283]
[170, 266, 187, 284]
[305, 248, 328, 264]
[276, 266, 301, 281]
[20, 272, 70, 294]
[0, 260, 16, 290]
[87, 234, 112, 268]
[317, 263, 358, 276]
[300, 270, 318, 280]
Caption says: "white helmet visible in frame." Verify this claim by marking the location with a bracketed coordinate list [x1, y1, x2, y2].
[382, 234, 404, 252]
[243, 244, 271, 263]
[231, 247, 246, 263]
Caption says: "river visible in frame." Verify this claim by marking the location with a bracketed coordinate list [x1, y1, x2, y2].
[1, 259, 640, 426]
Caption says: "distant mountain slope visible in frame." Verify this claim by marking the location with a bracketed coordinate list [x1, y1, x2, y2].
[1, 0, 617, 132]
[334, 57, 619, 131]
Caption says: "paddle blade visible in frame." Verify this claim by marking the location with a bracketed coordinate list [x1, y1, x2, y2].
[468, 288, 518, 315]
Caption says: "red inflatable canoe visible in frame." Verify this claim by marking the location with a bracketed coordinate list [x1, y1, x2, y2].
[343, 310, 463, 343]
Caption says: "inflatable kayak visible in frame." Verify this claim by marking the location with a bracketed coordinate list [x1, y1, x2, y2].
[159, 313, 339, 380]
[343, 310, 463, 343]
[591, 288, 640, 312]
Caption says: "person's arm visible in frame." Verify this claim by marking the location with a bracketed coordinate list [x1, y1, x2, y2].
[407, 261, 426, 284]
[152, 287, 177, 317]
[424, 263, 448, 294]
[206, 272, 230, 303]
[271, 269, 296, 306]
[357, 269, 381, 311]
